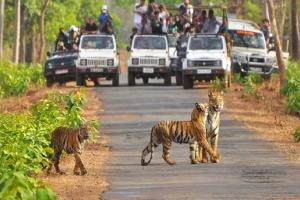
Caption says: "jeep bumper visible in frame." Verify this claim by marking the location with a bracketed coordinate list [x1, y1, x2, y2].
[183, 68, 226, 80]
[128, 66, 171, 78]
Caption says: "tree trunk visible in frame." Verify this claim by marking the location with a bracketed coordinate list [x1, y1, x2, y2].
[38, 0, 49, 63]
[236, 0, 244, 19]
[13, 0, 21, 63]
[0, 0, 4, 60]
[267, 0, 286, 88]
[31, 28, 37, 63]
[290, 0, 300, 61]
[277, 0, 287, 39]
[19, 4, 26, 63]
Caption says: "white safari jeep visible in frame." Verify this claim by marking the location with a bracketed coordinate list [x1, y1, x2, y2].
[182, 34, 231, 89]
[127, 34, 171, 86]
[228, 18, 276, 78]
[76, 34, 119, 86]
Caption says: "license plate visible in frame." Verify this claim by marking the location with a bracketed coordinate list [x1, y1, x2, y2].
[197, 69, 211, 74]
[55, 69, 68, 74]
[250, 67, 262, 72]
[91, 68, 103, 72]
[143, 68, 154, 73]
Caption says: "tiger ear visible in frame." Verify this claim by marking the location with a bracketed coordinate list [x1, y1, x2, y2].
[208, 89, 213, 98]
[195, 103, 204, 111]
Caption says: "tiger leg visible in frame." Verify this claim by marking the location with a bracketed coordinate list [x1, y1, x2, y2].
[74, 153, 87, 175]
[198, 137, 220, 162]
[210, 134, 221, 163]
[141, 129, 160, 166]
[73, 155, 81, 175]
[201, 147, 208, 163]
[162, 138, 176, 165]
[190, 142, 199, 164]
[53, 150, 65, 174]
[47, 156, 54, 175]
[195, 144, 202, 162]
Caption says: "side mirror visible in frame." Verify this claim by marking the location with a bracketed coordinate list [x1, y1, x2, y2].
[126, 46, 131, 52]
[46, 51, 52, 57]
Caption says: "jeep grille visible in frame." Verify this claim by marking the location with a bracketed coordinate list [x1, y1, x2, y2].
[139, 58, 158, 66]
[87, 59, 107, 66]
[192, 60, 221, 67]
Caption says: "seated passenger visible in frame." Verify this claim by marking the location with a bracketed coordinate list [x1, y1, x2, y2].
[56, 41, 66, 51]
[85, 17, 98, 34]
[55, 27, 69, 51]
[168, 15, 177, 34]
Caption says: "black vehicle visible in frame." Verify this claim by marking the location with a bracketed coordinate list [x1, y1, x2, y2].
[44, 50, 78, 87]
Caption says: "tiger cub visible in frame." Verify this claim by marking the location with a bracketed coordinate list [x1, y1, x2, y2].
[141, 103, 220, 166]
[197, 89, 224, 163]
[47, 123, 90, 175]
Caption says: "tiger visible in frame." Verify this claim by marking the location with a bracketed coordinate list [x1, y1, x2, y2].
[141, 103, 221, 166]
[47, 123, 90, 176]
[197, 89, 224, 163]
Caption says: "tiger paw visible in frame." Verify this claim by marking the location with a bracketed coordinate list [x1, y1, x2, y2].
[200, 158, 208, 163]
[73, 171, 80, 176]
[191, 159, 199, 164]
[210, 158, 220, 163]
[57, 171, 66, 175]
[162, 155, 176, 165]
[81, 169, 87, 175]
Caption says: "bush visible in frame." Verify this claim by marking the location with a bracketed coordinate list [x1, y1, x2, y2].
[0, 61, 45, 97]
[0, 90, 98, 199]
[295, 128, 300, 142]
[243, 73, 263, 97]
[283, 60, 300, 115]
[212, 77, 226, 91]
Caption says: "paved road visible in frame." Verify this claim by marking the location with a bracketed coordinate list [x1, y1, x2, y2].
[97, 74, 300, 200]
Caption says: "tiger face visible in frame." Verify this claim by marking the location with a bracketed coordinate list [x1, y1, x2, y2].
[208, 90, 224, 112]
[79, 124, 90, 140]
[192, 103, 209, 122]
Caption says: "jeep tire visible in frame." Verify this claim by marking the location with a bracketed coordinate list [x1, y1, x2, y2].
[142, 77, 149, 84]
[164, 74, 172, 86]
[175, 71, 182, 86]
[128, 72, 135, 86]
[76, 72, 85, 86]
[183, 74, 193, 89]
[113, 72, 119, 86]
[46, 77, 54, 87]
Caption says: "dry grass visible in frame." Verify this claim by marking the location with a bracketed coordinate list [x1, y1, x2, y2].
[226, 76, 300, 164]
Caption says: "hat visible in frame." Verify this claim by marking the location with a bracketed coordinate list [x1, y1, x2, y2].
[102, 5, 108, 12]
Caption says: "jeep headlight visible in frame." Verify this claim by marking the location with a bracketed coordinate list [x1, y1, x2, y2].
[159, 59, 166, 66]
[132, 58, 139, 65]
[47, 63, 53, 69]
[80, 59, 87, 66]
[187, 60, 193, 67]
[107, 59, 114, 66]
[266, 57, 276, 65]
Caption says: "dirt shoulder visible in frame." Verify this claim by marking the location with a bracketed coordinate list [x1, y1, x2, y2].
[225, 77, 300, 164]
[0, 85, 110, 200]
[41, 87, 110, 200]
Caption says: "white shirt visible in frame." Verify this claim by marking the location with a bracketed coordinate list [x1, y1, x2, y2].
[159, 11, 168, 33]
[134, 3, 148, 25]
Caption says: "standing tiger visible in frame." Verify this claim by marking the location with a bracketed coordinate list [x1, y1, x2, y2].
[197, 89, 224, 163]
[141, 103, 221, 166]
[47, 123, 90, 175]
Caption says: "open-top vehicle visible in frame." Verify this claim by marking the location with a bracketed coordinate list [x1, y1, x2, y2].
[76, 34, 119, 86]
[182, 34, 231, 89]
[127, 34, 171, 86]
[44, 50, 78, 87]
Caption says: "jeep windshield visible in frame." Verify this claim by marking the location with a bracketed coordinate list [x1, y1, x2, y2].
[133, 36, 167, 50]
[80, 36, 114, 50]
[228, 30, 265, 49]
[189, 37, 223, 50]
